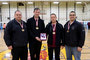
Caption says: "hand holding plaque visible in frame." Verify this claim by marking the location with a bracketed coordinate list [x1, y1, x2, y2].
[40, 33, 47, 41]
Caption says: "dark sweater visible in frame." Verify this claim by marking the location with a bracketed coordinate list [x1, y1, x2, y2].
[4, 19, 28, 47]
[64, 20, 85, 48]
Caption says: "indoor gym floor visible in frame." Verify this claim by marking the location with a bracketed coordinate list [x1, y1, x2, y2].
[0, 29, 90, 60]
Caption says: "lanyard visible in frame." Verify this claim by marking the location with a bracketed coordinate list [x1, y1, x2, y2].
[36, 19, 38, 26]
[52, 24, 56, 31]
[35, 18, 39, 27]
[68, 22, 70, 30]
[17, 20, 23, 29]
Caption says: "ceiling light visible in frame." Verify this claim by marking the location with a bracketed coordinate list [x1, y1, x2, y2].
[2, 2, 8, 4]
[28, 2, 33, 4]
[76, 2, 82, 4]
[53, 2, 59, 4]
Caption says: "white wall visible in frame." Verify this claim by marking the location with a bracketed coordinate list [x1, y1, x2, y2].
[59, 2, 67, 26]
[18, 2, 26, 21]
[67, 2, 74, 21]
[27, 3, 34, 19]
[43, 2, 50, 25]
[76, 4, 83, 21]
[1, 2, 90, 25]
[83, 3, 90, 21]
[1, 4, 9, 23]
[51, 2, 59, 20]
[10, 2, 17, 20]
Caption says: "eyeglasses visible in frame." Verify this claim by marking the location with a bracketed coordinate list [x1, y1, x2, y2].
[69, 15, 76, 16]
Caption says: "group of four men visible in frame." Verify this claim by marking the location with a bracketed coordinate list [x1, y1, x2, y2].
[4, 8, 85, 60]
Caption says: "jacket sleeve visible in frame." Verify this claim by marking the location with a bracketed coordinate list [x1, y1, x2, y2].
[60, 25, 65, 46]
[63, 25, 66, 46]
[42, 20, 45, 33]
[4, 22, 12, 47]
[26, 19, 36, 39]
[45, 24, 49, 35]
[78, 23, 85, 48]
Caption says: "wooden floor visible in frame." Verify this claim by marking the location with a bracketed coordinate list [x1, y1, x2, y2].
[0, 29, 90, 60]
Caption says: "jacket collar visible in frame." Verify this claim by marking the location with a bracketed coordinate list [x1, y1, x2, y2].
[32, 16, 40, 20]
[67, 20, 76, 25]
[49, 20, 58, 25]
[14, 18, 23, 24]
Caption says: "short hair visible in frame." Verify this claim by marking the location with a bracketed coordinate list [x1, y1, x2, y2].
[50, 13, 57, 17]
[14, 10, 22, 14]
[34, 8, 40, 12]
[69, 11, 76, 15]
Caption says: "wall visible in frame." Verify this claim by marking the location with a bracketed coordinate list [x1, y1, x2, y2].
[0, 2, 90, 25]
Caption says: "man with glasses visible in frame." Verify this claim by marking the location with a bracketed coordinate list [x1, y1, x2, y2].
[64, 11, 85, 60]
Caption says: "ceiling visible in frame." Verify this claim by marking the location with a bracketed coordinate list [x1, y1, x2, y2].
[0, 0, 90, 2]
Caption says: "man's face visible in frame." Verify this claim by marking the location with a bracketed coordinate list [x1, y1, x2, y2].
[69, 13, 76, 21]
[14, 11, 22, 21]
[51, 15, 57, 23]
[34, 10, 40, 18]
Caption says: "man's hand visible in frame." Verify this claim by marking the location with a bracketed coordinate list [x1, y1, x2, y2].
[8, 45, 13, 50]
[35, 37, 41, 42]
[77, 47, 82, 52]
[60, 46, 65, 49]
[34, 54, 36, 58]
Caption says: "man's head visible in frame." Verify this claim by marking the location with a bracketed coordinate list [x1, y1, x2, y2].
[50, 13, 57, 23]
[33, 8, 40, 18]
[69, 11, 76, 21]
[14, 10, 22, 21]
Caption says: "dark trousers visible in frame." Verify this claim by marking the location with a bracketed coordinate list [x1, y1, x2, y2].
[48, 47, 60, 60]
[29, 42, 42, 60]
[11, 46, 28, 60]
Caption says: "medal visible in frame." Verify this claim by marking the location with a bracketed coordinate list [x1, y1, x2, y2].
[36, 27, 39, 30]
[52, 24, 56, 35]
[53, 32, 55, 34]
[67, 30, 69, 32]
[22, 29, 24, 32]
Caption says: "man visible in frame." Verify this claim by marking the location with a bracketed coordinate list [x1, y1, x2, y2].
[4, 10, 28, 60]
[45, 13, 64, 60]
[64, 11, 85, 60]
[27, 8, 45, 60]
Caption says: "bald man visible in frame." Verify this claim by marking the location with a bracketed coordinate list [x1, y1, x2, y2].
[4, 10, 28, 60]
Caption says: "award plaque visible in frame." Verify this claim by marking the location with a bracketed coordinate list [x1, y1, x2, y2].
[40, 33, 47, 41]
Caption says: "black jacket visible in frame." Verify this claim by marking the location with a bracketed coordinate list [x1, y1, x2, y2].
[4, 19, 28, 47]
[64, 20, 85, 48]
[45, 21, 64, 46]
[26, 16, 45, 43]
